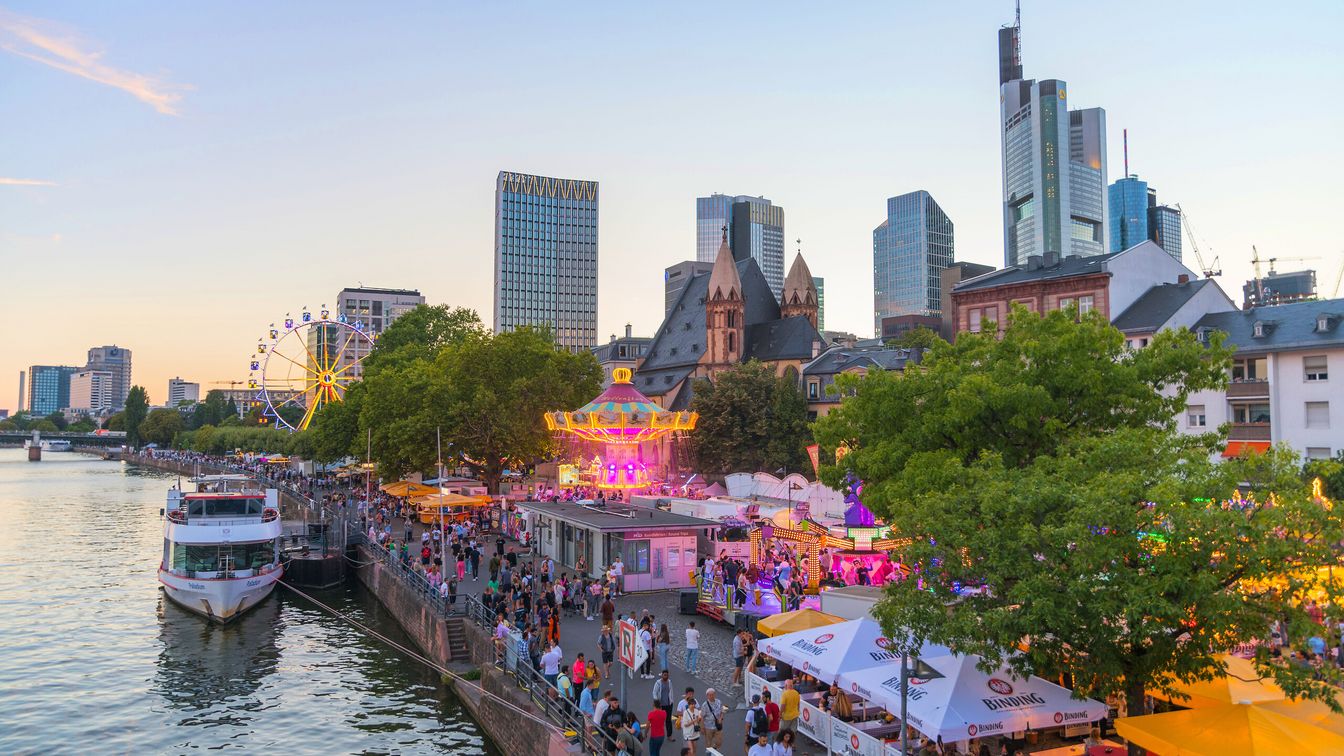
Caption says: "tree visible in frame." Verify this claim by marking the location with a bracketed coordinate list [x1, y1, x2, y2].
[67, 417, 97, 433]
[362, 304, 484, 377]
[886, 325, 943, 350]
[103, 412, 125, 432]
[1305, 453, 1344, 501]
[31, 419, 59, 432]
[45, 411, 69, 431]
[139, 408, 184, 447]
[310, 381, 365, 463]
[123, 386, 149, 448]
[813, 306, 1344, 742]
[688, 361, 812, 476]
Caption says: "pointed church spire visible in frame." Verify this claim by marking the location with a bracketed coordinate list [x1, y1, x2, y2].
[708, 225, 741, 301]
[781, 252, 817, 307]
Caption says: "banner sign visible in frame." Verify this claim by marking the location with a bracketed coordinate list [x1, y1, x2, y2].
[806, 444, 820, 475]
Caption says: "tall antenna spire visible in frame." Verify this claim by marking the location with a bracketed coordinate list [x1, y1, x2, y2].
[1014, 0, 1022, 66]
[1123, 128, 1129, 177]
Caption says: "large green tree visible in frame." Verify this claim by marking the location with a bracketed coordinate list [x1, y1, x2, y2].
[138, 408, 184, 447]
[688, 360, 812, 476]
[310, 381, 366, 463]
[362, 304, 484, 377]
[123, 386, 149, 448]
[813, 307, 1344, 742]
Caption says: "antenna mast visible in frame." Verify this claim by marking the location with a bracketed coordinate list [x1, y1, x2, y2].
[1123, 128, 1129, 177]
[1014, 0, 1022, 67]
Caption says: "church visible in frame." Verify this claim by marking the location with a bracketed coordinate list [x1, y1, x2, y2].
[634, 231, 823, 410]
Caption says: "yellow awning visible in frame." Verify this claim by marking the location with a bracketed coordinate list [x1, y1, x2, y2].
[380, 480, 438, 497]
[1116, 703, 1344, 755]
[411, 492, 492, 507]
[756, 609, 846, 638]
[1149, 655, 1285, 709]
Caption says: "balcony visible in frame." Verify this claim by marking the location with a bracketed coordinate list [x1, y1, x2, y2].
[1227, 380, 1270, 399]
[1228, 423, 1272, 442]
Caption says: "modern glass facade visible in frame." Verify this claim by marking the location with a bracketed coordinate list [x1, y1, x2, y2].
[494, 171, 599, 352]
[27, 365, 77, 416]
[813, 276, 825, 331]
[696, 193, 785, 299]
[85, 345, 132, 410]
[1108, 176, 1149, 252]
[1148, 203, 1182, 261]
[873, 191, 954, 336]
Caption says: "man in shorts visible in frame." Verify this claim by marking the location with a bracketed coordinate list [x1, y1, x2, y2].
[731, 630, 746, 686]
[599, 624, 616, 678]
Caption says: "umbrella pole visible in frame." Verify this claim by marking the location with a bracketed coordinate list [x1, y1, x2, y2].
[900, 653, 909, 756]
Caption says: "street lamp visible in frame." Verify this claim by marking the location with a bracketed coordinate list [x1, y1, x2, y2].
[900, 654, 945, 756]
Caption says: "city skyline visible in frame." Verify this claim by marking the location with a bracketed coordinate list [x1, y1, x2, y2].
[2, 2, 1342, 406]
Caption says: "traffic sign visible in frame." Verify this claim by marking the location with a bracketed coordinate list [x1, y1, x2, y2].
[617, 619, 637, 669]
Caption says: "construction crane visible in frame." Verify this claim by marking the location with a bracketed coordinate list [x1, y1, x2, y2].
[1175, 204, 1220, 278]
[1332, 258, 1344, 298]
[1250, 246, 1322, 305]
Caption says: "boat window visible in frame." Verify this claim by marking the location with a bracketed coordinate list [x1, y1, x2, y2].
[205, 498, 264, 516]
[170, 542, 274, 572]
[187, 500, 207, 516]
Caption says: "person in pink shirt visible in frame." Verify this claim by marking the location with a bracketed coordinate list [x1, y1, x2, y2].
[572, 653, 588, 685]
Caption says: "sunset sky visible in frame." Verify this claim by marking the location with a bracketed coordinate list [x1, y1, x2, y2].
[3, 1, 1342, 408]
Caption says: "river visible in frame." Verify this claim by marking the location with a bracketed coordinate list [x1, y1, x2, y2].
[0, 448, 497, 754]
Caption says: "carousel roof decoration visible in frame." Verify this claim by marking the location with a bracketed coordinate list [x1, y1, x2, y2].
[544, 367, 698, 444]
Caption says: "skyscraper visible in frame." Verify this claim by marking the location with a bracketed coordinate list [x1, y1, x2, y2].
[84, 346, 131, 410]
[167, 377, 201, 406]
[813, 276, 825, 331]
[70, 370, 114, 414]
[27, 365, 78, 416]
[999, 12, 1108, 267]
[695, 194, 785, 298]
[664, 261, 713, 316]
[494, 170, 599, 352]
[1147, 198, 1182, 261]
[873, 190, 955, 336]
[1109, 175, 1149, 252]
[330, 287, 425, 380]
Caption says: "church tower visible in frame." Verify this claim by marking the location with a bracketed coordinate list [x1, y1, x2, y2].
[780, 253, 819, 329]
[705, 228, 745, 369]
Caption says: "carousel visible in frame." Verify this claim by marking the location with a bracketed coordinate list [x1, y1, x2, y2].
[543, 367, 697, 491]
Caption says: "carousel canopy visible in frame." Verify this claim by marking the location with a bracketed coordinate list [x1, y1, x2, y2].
[544, 367, 697, 444]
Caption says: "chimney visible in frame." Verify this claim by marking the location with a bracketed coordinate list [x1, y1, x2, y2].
[1177, 274, 1190, 285]
[1026, 255, 1043, 271]
[625, 323, 632, 338]
[610, 334, 616, 343]
[1043, 251, 1060, 268]
[812, 339, 822, 358]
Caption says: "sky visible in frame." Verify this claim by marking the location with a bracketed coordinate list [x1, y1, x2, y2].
[2, 1, 1342, 408]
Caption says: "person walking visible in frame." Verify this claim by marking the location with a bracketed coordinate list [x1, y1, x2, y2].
[684, 621, 700, 675]
[599, 624, 617, 678]
[700, 688, 725, 753]
[678, 698, 702, 756]
[646, 699, 668, 756]
[656, 624, 671, 674]
[778, 678, 799, 742]
[652, 670, 675, 742]
[639, 623, 655, 679]
[745, 694, 769, 754]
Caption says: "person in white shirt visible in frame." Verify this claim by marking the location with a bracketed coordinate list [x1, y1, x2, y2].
[541, 643, 563, 687]
[638, 626, 654, 678]
[593, 691, 611, 727]
[747, 733, 773, 756]
[684, 621, 701, 675]
[611, 555, 624, 595]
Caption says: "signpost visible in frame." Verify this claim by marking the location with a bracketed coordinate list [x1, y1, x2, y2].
[617, 618, 648, 709]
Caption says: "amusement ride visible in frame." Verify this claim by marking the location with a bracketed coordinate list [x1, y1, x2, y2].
[248, 307, 375, 431]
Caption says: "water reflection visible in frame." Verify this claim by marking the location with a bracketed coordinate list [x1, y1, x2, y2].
[154, 592, 283, 717]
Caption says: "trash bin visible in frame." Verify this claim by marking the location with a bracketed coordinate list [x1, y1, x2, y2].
[679, 589, 699, 615]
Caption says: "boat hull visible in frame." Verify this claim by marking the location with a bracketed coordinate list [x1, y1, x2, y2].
[159, 568, 282, 624]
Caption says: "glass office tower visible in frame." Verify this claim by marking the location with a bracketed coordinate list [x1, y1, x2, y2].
[1148, 201, 1182, 261]
[696, 193, 785, 298]
[1108, 175, 1149, 252]
[873, 191, 954, 336]
[27, 365, 78, 416]
[494, 171, 599, 353]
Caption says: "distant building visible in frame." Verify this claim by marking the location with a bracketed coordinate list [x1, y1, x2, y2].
[85, 346, 131, 410]
[331, 287, 425, 380]
[17, 371, 25, 414]
[1108, 176, 1182, 260]
[1111, 278, 1237, 350]
[939, 262, 996, 341]
[881, 315, 943, 342]
[696, 194, 786, 299]
[167, 377, 201, 406]
[1244, 269, 1317, 309]
[802, 344, 923, 419]
[999, 12, 1108, 267]
[1148, 198, 1182, 261]
[591, 325, 653, 387]
[494, 170, 599, 352]
[814, 277, 825, 331]
[665, 261, 713, 316]
[69, 370, 115, 415]
[873, 190, 955, 336]
[27, 365, 78, 416]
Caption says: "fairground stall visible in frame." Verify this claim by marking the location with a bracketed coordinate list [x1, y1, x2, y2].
[748, 618, 1108, 755]
[515, 499, 716, 591]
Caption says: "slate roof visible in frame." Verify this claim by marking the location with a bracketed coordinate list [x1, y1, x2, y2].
[953, 252, 1118, 293]
[1111, 279, 1213, 333]
[1193, 298, 1344, 354]
[803, 345, 923, 376]
[743, 316, 820, 362]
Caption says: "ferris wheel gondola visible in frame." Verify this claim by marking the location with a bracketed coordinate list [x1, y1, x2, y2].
[248, 307, 375, 431]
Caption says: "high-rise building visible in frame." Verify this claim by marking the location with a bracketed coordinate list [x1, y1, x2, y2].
[999, 13, 1108, 267]
[85, 345, 132, 410]
[696, 194, 786, 299]
[17, 371, 25, 414]
[873, 190, 955, 336]
[1108, 177, 1182, 261]
[665, 261, 713, 316]
[330, 287, 425, 380]
[167, 377, 201, 406]
[27, 365, 78, 416]
[1148, 198, 1182, 261]
[813, 276, 825, 331]
[494, 170, 599, 352]
[70, 370, 115, 414]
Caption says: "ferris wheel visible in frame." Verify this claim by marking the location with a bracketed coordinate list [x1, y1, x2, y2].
[247, 307, 376, 431]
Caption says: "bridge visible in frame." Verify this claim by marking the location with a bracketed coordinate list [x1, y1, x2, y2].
[0, 431, 129, 448]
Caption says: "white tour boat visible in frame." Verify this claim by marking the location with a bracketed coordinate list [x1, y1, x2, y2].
[159, 474, 284, 623]
[23, 438, 72, 451]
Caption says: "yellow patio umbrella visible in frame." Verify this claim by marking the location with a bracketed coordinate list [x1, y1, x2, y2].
[1254, 693, 1344, 738]
[1116, 703, 1344, 755]
[411, 492, 491, 507]
[380, 480, 438, 498]
[1149, 655, 1285, 709]
[756, 608, 845, 638]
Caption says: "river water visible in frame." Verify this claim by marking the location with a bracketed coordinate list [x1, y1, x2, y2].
[0, 449, 497, 754]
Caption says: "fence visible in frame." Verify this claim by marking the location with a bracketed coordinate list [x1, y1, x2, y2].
[462, 593, 619, 756]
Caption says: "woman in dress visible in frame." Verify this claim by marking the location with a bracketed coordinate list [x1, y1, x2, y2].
[678, 697, 702, 755]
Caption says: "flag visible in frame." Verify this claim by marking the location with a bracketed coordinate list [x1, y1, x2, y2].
[806, 444, 820, 476]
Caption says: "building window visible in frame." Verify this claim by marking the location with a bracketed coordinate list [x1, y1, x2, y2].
[623, 540, 651, 574]
[1306, 447, 1333, 460]
[1186, 405, 1206, 428]
[968, 309, 982, 333]
[1233, 403, 1271, 424]
[984, 306, 999, 328]
[1304, 355, 1328, 382]
[807, 381, 820, 399]
[1306, 401, 1331, 429]
[1078, 295, 1095, 315]
[1058, 297, 1074, 311]
[1231, 357, 1267, 382]
[727, 332, 736, 353]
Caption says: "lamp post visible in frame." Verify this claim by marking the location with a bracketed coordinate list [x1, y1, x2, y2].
[900, 653, 944, 756]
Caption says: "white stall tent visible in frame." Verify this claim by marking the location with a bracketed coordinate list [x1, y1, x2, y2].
[759, 618, 949, 684]
[837, 653, 1108, 743]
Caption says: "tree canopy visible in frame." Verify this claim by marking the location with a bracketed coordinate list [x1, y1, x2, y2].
[361, 304, 484, 377]
[139, 408, 183, 447]
[123, 386, 149, 449]
[886, 325, 943, 350]
[689, 360, 811, 476]
[813, 306, 1344, 724]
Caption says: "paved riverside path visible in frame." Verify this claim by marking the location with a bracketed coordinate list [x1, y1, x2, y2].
[394, 510, 828, 755]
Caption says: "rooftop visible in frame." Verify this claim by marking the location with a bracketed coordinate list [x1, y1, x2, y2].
[516, 499, 717, 531]
[804, 344, 923, 376]
[953, 252, 1117, 293]
[338, 286, 423, 297]
[1111, 279, 1213, 333]
[1194, 298, 1344, 353]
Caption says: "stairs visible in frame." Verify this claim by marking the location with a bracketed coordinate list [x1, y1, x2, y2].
[445, 616, 469, 661]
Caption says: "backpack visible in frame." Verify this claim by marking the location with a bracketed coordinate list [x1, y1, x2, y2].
[751, 707, 769, 736]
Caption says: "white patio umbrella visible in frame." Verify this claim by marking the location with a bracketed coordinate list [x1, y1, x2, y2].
[837, 653, 1108, 743]
[758, 617, 949, 683]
